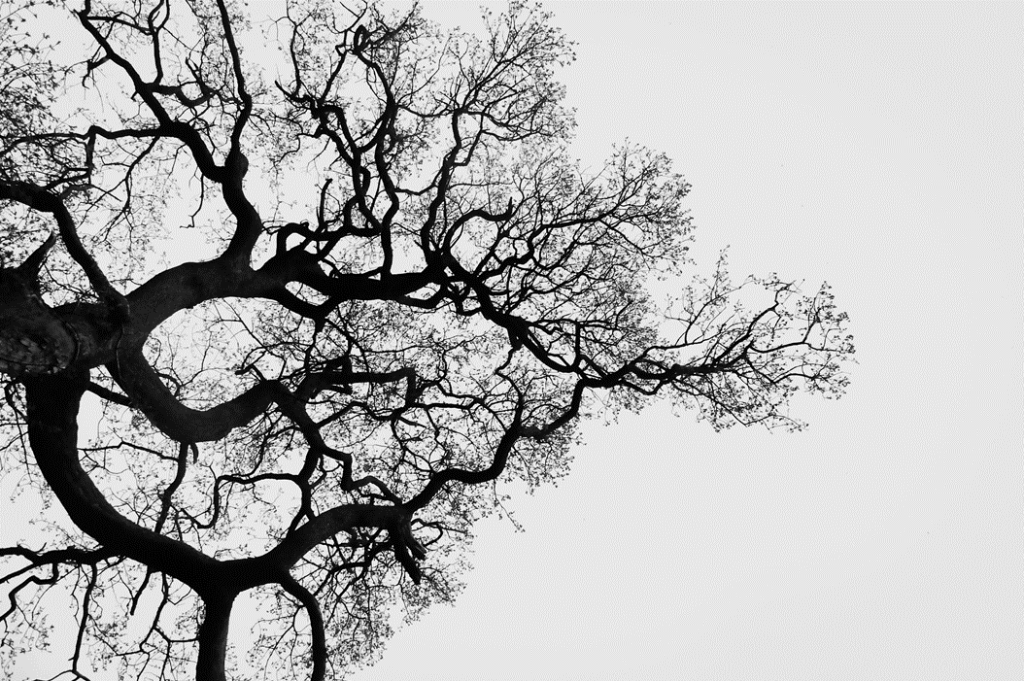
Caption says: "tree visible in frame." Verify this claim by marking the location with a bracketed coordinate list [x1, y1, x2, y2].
[0, 1, 854, 679]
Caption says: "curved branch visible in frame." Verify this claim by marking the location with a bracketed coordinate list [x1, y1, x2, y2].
[0, 180, 127, 314]
[406, 400, 523, 512]
[280, 576, 327, 681]
[22, 370, 219, 589]
[111, 348, 283, 443]
[260, 504, 405, 573]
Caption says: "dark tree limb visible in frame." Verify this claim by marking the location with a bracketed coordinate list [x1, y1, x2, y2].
[0, 3, 853, 678]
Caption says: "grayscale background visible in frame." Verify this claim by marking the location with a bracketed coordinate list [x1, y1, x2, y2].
[2, 2, 1019, 679]
[352, 2, 1023, 680]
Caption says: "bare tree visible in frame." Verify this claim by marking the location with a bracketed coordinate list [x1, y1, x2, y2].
[0, 1, 853, 679]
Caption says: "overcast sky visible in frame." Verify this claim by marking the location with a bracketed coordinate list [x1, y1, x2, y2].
[3, 2, 1020, 680]
[351, 2, 1023, 680]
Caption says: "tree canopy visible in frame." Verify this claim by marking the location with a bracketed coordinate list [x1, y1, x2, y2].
[0, 1, 854, 679]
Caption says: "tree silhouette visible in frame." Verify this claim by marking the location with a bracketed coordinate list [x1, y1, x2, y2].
[0, 1, 853, 679]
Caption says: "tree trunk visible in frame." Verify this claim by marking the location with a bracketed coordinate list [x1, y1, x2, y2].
[195, 593, 236, 681]
[23, 371, 246, 680]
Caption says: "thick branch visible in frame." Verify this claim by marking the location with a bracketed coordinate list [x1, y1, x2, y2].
[260, 504, 406, 573]
[281, 576, 327, 681]
[195, 593, 235, 681]
[23, 370, 219, 588]
[111, 348, 282, 443]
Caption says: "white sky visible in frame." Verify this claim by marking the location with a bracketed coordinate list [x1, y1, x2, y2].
[4, 2, 1021, 680]
[351, 2, 1023, 680]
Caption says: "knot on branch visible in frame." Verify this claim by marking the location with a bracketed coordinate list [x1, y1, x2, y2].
[391, 517, 427, 585]
[0, 235, 77, 377]
[352, 25, 369, 55]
